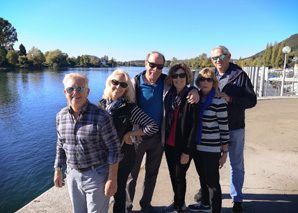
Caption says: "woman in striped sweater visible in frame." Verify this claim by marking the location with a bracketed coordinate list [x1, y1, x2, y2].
[98, 69, 158, 213]
[188, 68, 230, 213]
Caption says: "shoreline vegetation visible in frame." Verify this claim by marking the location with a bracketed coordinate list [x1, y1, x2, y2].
[1, 17, 297, 71]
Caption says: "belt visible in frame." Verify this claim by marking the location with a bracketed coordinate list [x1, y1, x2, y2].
[77, 164, 101, 173]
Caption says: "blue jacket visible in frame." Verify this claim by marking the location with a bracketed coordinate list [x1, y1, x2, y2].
[214, 63, 257, 130]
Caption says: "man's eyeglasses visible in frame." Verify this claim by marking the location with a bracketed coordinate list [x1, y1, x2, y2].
[147, 60, 164, 69]
[171, 73, 186, 79]
[111, 79, 128, 88]
[66, 86, 85, 94]
[212, 54, 226, 61]
[199, 77, 213, 82]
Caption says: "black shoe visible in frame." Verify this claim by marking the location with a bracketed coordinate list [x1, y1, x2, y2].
[232, 202, 243, 213]
[141, 205, 155, 213]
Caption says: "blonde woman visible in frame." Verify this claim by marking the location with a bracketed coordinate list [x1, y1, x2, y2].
[98, 69, 158, 213]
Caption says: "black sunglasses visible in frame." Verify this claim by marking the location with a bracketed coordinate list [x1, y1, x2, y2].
[66, 86, 85, 94]
[199, 77, 213, 82]
[147, 60, 164, 69]
[171, 73, 186, 79]
[111, 79, 128, 88]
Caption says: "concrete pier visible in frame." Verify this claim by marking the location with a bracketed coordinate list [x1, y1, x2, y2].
[17, 98, 298, 213]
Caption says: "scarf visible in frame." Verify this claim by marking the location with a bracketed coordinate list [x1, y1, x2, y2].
[105, 96, 124, 115]
[195, 88, 215, 145]
[165, 86, 187, 138]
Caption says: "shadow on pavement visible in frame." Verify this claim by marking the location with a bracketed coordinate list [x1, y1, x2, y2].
[222, 193, 298, 213]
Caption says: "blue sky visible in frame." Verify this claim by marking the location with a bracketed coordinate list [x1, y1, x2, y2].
[1, 0, 297, 61]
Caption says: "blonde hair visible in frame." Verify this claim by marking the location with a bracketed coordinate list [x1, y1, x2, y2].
[63, 73, 89, 88]
[102, 69, 135, 102]
[195, 67, 219, 90]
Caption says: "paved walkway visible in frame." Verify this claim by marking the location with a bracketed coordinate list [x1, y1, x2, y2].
[17, 98, 298, 213]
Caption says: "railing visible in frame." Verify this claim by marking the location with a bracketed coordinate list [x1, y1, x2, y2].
[243, 66, 298, 97]
[191, 66, 298, 97]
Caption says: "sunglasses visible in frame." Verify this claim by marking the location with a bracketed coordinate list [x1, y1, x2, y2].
[212, 54, 226, 61]
[171, 73, 186, 79]
[199, 77, 213, 82]
[111, 79, 128, 88]
[147, 60, 164, 69]
[66, 86, 85, 94]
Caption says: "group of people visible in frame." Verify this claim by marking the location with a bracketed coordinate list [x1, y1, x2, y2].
[53, 45, 257, 213]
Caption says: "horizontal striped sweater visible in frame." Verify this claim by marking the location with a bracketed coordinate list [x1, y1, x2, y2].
[196, 97, 230, 153]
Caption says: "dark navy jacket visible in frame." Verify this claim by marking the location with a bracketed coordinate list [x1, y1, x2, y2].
[214, 63, 257, 130]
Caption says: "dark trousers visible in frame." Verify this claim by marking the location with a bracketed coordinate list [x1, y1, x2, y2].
[165, 144, 190, 210]
[126, 133, 164, 209]
[113, 163, 134, 213]
[193, 150, 222, 213]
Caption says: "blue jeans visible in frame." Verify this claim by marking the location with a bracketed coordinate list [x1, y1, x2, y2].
[229, 128, 245, 202]
[66, 164, 110, 213]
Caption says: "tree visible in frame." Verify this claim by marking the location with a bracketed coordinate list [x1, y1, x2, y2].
[18, 55, 29, 67]
[6, 50, 18, 66]
[271, 41, 278, 68]
[263, 42, 272, 67]
[170, 57, 177, 66]
[27, 46, 45, 67]
[45, 49, 68, 67]
[0, 18, 18, 48]
[0, 48, 7, 66]
[274, 42, 285, 68]
[19, 44, 27, 56]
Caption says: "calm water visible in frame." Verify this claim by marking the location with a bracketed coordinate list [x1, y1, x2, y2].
[0, 67, 170, 213]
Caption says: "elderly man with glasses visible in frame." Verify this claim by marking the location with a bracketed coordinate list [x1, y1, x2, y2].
[126, 51, 199, 213]
[192, 46, 257, 213]
[53, 73, 121, 213]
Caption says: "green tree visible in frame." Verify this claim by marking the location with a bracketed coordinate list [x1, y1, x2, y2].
[170, 57, 177, 66]
[45, 49, 68, 67]
[274, 41, 285, 68]
[27, 46, 45, 67]
[263, 42, 272, 67]
[252, 58, 264, 67]
[0, 18, 18, 48]
[0, 48, 8, 66]
[67, 56, 77, 67]
[6, 50, 18, 66]
[80, 55, 90, 66]
[18, 55, 29, 67]
[271, 41, 278, 68]
[19, 44, 27, 56]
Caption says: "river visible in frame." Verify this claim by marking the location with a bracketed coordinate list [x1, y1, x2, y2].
[0, 67, 171, 213]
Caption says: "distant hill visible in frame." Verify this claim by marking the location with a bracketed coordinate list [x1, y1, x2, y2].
[248, 33, 298, 59]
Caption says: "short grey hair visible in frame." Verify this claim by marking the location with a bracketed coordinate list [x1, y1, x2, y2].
[211, 45, 231, 56]
[63, 73, 89, 88]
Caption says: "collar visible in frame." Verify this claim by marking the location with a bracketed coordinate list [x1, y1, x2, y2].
[140, 70, 162, 87]
[67, 99, 90, 116]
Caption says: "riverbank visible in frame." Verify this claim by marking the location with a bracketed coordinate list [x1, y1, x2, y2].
[17, 98, 298, 213]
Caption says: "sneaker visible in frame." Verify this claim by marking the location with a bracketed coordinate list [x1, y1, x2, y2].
[232, 202, 243, 213]
[188, 202, 211, 212]
[164, 202, 187, 212]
